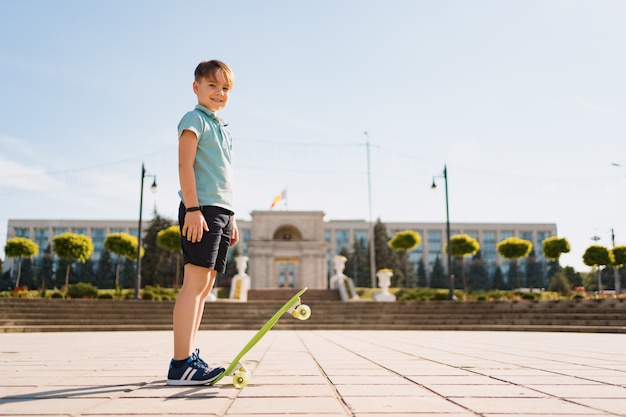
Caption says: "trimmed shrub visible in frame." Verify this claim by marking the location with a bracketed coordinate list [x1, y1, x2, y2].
[97, 293, 114, 299]
[67, 282, 98, 298]
[142, 285, 177, 301]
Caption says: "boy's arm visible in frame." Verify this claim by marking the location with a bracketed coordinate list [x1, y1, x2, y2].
[230, 217, 239, 247]
[178, 129, 208, 243]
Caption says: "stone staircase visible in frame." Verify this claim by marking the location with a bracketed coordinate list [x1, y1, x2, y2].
[247, 288, 341, 301]
[1, 295, 626, 333]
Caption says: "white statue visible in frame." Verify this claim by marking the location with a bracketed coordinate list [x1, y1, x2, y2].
[205, 288, 217, 302]
[329, 255, 359, 301]
[229, 256, 251, 302]
[373, 269, 396, 302]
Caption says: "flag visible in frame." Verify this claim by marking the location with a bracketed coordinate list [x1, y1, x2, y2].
[270, 189, 287, 209]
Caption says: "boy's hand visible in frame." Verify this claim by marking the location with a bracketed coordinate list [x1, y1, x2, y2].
[182, 212, 209, 242]
[230, 220, 239, 247]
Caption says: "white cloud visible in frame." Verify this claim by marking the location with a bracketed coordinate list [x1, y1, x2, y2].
[0, 155, 65, 191]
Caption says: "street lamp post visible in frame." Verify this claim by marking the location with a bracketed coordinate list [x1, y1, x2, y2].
[590, 234, 602, 294]
[431, 164, 455, 300]
[136, 162, 157, 299]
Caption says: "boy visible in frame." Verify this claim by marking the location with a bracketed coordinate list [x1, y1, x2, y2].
[167, 60, 239, 385]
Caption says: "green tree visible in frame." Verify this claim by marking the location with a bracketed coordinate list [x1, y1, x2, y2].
[582, 270, 600, 292]
[345, 237, 370, 287]
[1, 269, 12, 290]
[492, 266, 505, 290]
[429, 256, 446, 288]
[496, 237, 532, 289]
[120, 258, 137, 288]
[156, 226, 183, 288]
[56, 259, 72, 286]
[445, 234, 480, 291]
[563, 266, 583, 288]
[52, 233, 94, 288]
[611, 245, 626, 292]
[525, 249, 544, 289]
[95, 250, 115, 288]
[141, 215, 175, 287]
[416, 258, 427, 287]
[582, 245, 613, 293]
[373, 219, 400, 285]
[467, 250, 489, 290]
[388, 230, 421, 288]
[38, 245, 55, 291]
[75, 259, 96, 285]
[542, 237, 571, 266]
[4, 237, 39, 288]
[547, 271, 570, 294]
[542, 236, 570, 281]
[104, 233, 142, 289]
[20, 258, 36, 289]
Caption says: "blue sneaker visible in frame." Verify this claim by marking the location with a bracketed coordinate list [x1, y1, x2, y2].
[191, 348, 208, 367]
[167, 352, 225, 386]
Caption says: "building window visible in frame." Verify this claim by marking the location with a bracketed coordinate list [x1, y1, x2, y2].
[482, 231, 496, 261]
[354, 230, 368, 248]
[241, 229, 251, 256]
[34, 228, 49, 251]
[92, 229, 106, 254]
[427, 230, 441, 252]
[465, 230, 478, 239]
[15, 228, 29, 238]
[427, 230, 442, 268]
[536, 231, 550, 260]
[520, 231, 532, 242]
[335, 230, 349, 254]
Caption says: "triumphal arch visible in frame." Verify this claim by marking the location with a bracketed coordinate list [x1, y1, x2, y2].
[246, 211, 328, 289]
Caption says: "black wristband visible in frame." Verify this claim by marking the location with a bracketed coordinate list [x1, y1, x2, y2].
[185, 206, 201, 213]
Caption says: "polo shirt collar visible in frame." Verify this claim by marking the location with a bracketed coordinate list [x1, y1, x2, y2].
[195, 104, 228, 126]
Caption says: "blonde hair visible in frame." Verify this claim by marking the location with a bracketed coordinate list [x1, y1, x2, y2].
[194, 60, 234, 87]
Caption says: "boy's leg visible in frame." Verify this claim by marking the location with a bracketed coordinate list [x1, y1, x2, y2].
[192, 268, 217, 344]
[172, 263, 212, 360]
[168, 263, 224, 385]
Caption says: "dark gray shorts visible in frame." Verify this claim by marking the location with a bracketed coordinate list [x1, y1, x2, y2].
[178, 202, 233, 273]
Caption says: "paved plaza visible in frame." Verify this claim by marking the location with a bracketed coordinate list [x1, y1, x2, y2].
[1, 330, 626, 416]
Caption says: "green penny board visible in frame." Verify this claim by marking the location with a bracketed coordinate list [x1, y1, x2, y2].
[210, 287, 308, 386]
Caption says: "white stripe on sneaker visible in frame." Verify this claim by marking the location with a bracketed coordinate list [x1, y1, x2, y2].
[182, 367, 197, 380]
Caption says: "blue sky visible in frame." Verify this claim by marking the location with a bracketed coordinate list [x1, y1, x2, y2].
[1, 0, 625, 271]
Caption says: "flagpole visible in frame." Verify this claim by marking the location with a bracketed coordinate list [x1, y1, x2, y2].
[365, 132, 376, 288]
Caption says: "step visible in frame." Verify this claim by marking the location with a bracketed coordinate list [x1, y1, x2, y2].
[247, 289, 341, 301]
[2, 298, 626, 333]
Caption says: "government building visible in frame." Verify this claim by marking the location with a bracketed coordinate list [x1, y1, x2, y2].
[4, 213, 557, 289]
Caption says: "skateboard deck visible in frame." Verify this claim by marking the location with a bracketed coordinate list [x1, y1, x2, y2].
[210, 287, 310, 388]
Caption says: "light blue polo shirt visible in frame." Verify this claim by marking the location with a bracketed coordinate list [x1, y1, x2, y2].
[177, 104, 234, 212]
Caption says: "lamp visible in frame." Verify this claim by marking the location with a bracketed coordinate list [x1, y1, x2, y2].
[136, 162, 157, 299]
[431, 164, 454, 300]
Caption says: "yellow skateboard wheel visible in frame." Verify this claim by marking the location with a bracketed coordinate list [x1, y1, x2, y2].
[233, 371, 250, 389]
[292, 304, 311, 321]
